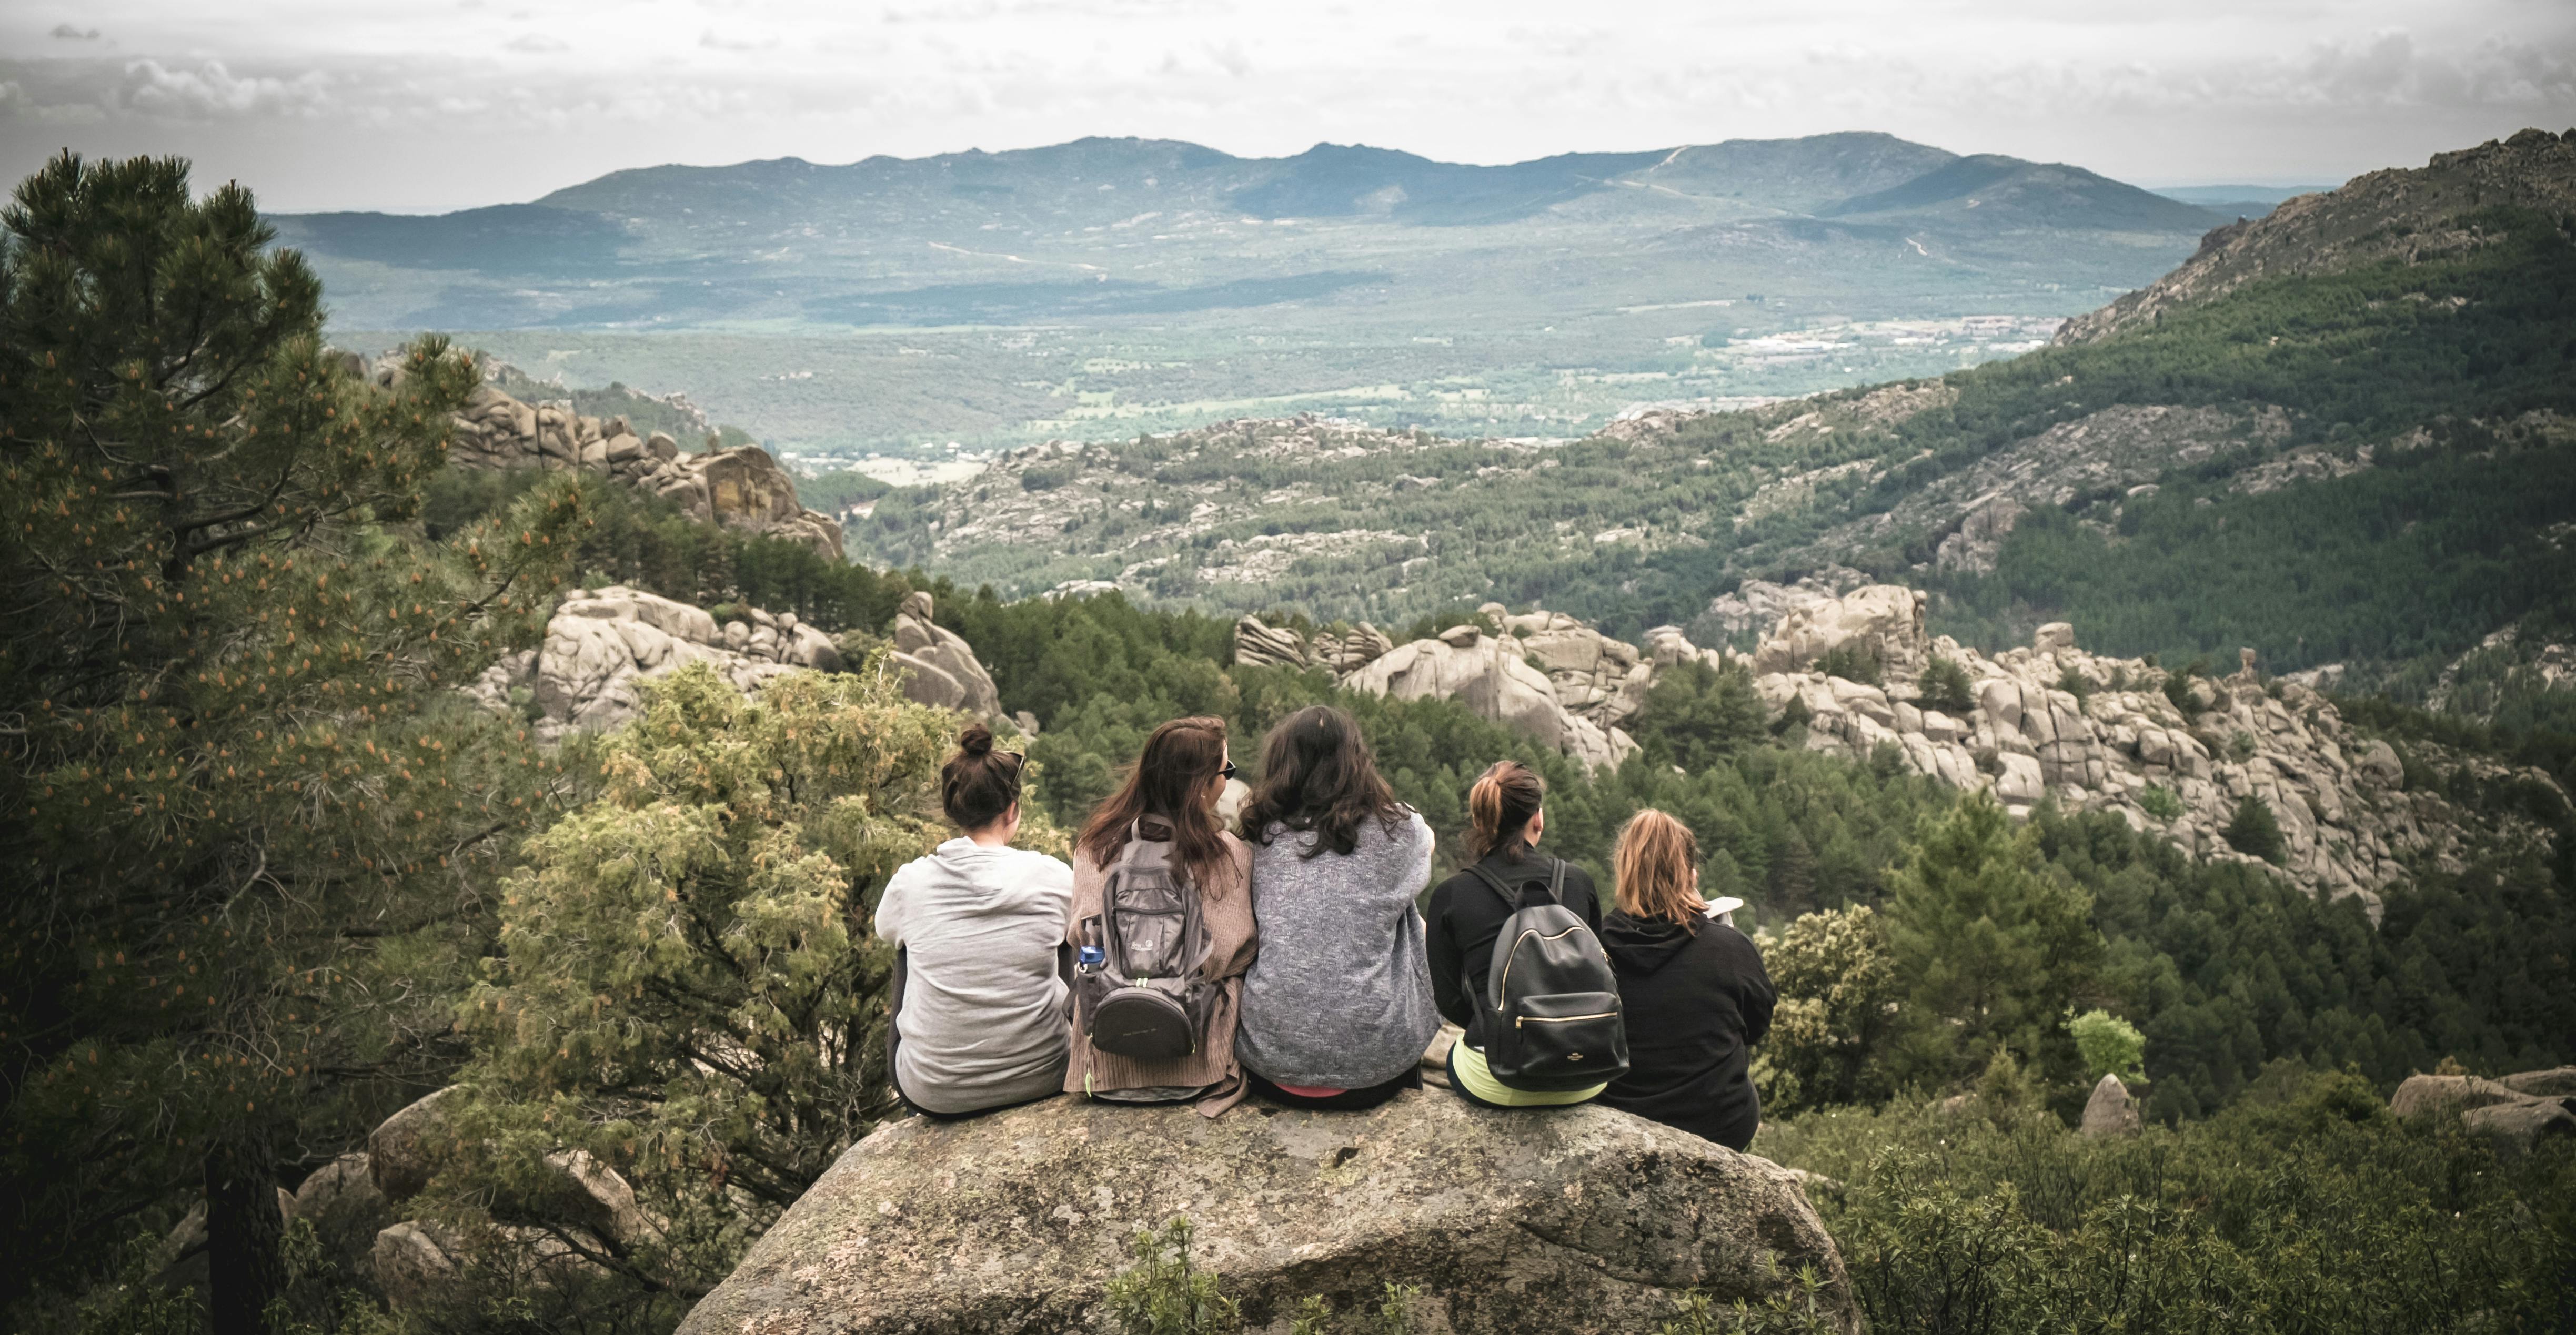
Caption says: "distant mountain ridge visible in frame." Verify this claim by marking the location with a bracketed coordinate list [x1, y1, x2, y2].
[278, 132, 2226, 274]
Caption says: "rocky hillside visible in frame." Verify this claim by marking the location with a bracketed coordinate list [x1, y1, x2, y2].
[2060, 129, 2576, 343]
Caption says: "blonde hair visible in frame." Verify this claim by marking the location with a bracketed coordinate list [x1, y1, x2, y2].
[1613, 809, 1704, 929]
[1465, 761, 1545, 861]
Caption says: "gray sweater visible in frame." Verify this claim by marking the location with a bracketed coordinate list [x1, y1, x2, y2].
[874, 839, 1073, 1115]
[1236, 810, 1440, 1088]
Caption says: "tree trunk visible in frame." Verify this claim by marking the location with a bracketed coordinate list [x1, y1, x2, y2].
[205, 1142, 285, 1335]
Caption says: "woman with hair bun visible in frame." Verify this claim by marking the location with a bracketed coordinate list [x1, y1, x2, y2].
[874, 723, 1074, 1119]
[1597, 808, 1776, 1149]
[1426, 759, 1609, 1108]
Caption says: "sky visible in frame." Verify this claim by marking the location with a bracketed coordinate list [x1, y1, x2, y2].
[2, 0, 2572, 214]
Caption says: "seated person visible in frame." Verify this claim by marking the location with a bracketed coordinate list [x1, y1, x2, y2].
[1427, 761, 1612, 1109]
[1236, 706, 1439, 1110]
[1597, 810, 1776, 1150]
[875, 724, 1073, 1118]
[1065, 716, 1257, 1115]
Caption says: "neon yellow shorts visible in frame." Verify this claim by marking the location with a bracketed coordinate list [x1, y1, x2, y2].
[1446, 1040, 1605, 1108]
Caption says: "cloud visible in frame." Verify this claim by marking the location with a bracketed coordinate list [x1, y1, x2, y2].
[51, 24, 101, 40]
[505, 33, 570, 53]
[119, 59, 329, 119]
[699, 27, 777, 52]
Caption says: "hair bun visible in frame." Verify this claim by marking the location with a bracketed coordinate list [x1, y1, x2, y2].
[957, 723, 995, 757]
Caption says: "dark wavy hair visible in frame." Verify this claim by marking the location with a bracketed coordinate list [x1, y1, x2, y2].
[1075, 716, 1234, 896]
[940, 723, 1023, 831]
[1242, 706, 1407, 858]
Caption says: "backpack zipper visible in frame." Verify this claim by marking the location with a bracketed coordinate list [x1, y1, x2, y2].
[1517, 1012, 1617, 1027]
[1495, 925, 1593, 1002]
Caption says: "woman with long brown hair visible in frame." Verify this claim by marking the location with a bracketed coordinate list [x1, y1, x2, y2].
[1426, 758, 1612, 1108]
[1065, 715, 1258, 1114]
[876, 724, 1073, 1119]
[1235, 706, 1439, 1109]
[1597, 809, 1775, 1149]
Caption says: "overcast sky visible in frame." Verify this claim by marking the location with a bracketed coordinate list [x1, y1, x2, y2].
[3, 0, 2571, 213]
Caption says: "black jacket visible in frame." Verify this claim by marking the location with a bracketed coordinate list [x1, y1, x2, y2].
[1597, 912, 1777, 1151]
[1427, 848, 1603, 1049]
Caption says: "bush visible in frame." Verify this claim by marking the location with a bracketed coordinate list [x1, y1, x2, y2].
[2137, 783, 2182, 822]
[1918, 656, 1977, 714]
[2065, 1009, 2146, 1083]
[2222, 795, 2287, 863]
[1816, 644, 1883, 686]
[2055, 666, 2092, 706]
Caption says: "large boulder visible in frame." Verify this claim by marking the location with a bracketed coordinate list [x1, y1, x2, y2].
[2079, 1074, 2142, 1138]
[2389, 1073, 2529, 1120]
[1343, 626, 1638, 771]
[294, 1152, 396, 1278]
[468, 586, 838, 741]
[1750, 584, 1929, 681]
[675, 1093, 1856, 1335]
[1232, 615, 1309, 670]
[2393, 1068, 2576, 1158]
[370, 1087, 467, 1204]
[889, 592, 1004, 717]
[371, 1221, 462, 1308]
[2499, 1067, 2576, 1097]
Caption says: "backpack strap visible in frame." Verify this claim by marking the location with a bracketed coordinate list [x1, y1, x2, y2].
[1467, 858, 1569, 912]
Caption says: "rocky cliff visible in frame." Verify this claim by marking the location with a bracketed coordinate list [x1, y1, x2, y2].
[1746, 586, 2569, 917]
[428, 366, 845, 561]
[2059, 128, 2576, 345]
[466, 584, 844, 742]
[672, 1091, 1856, 1335]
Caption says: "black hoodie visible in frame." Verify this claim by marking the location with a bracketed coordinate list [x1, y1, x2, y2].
[1597, 911, 1777, 1150]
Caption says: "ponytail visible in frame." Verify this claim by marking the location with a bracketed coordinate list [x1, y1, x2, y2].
[1465, 760, 1545, 861]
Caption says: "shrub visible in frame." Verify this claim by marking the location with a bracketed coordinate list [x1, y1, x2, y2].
[2222, 795, 2287, 863]
[2055, 667, 2092, 706]
[2065, 1009, 2146, 1083]
[2228, 729, 2259, 762]
[1918, 656, 1978, 714]
[2137, 783, 2183, 822]
[1104, 1219, 1241, 1335]
[1817, 644, 1883, 686]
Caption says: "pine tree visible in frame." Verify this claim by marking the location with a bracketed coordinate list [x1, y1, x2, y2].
[2223, 795, 2287, 864]
[0, 153, 585, 1323]
[1882, 795, 2105, 1089]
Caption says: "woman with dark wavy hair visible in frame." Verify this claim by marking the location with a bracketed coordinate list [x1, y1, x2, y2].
[1235, 706, 1438, 1109]
[1065, 715, 1257, 1114]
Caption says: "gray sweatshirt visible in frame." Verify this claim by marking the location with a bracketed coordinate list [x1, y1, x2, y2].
[874, 839, 1073, 1115]
[1236, 810, 1441, 1088]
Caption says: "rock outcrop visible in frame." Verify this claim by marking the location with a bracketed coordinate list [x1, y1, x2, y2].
[2079, 1075, 2142, 1138]
[2390, 1069, 2576, 1158]
[674, 1092, 1857, 1335]
[890, 592, 1003, 717]
[466, 585, 843, 742]
[1232, 614, 1309, 669]
[441, 377, 844, 560]
[1344, 619, 1642, 771]
[1747, 584, 2569, 913]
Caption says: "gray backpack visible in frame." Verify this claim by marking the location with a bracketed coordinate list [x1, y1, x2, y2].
[1073, 825, 1219, 1060]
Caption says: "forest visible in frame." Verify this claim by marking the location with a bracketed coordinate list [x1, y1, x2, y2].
[5, 156, 2572, 1335]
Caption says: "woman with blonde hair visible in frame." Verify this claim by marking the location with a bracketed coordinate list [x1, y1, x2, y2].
[1426, 759, 1611, 1108]
[1597, 809, 1776, 1149]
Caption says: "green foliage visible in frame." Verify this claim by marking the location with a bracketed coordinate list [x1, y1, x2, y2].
[0, 151, 583, 1315]
[1288, 1285, 1421, 1335]
[2222, 794, 2287, 863]
[1881, 797, 2103, 1089]
[67, 1231, 198, 1335]
[1916, 655, 1976, 714]
[2053, 666, 2090, 706]
[1632, 659, 1769, 772]
[1103, 1219, 1241, 1335]
[1815, 643, 1882, 686]
[1659, 1269, 1842, 1335]
[2136, 783, 2182, 822]
[1753, 907, 1899, 1117]
[2064, 1009, 2146, 1083]
[2227, 728, 2258, 762]
[1760, 1069, 2576, 1334]
[435, 663, 1035, 1303]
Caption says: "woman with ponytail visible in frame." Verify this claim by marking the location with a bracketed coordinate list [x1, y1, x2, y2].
[875, 723, 1074, 1119]
[1597, 809, 1776, 1149]
[1426, 760, 1609, 1108]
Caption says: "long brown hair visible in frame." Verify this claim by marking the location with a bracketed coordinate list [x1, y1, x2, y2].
[1614, 808, 1705, 930]
[940, 723, 1023, 831]
[1076, 716, 1234, 895]
[1465, 760, 1546, 861]
[1241, 706, 1407, 858]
